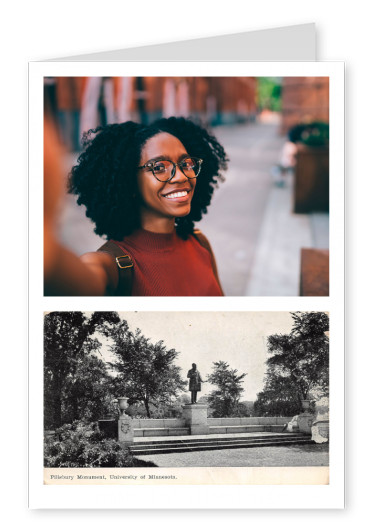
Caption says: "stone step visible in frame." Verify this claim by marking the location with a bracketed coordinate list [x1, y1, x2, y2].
[209, 425, 285, 434]
[129, 437, 313, 456]
[131, 436, 310, 452]
[131, 432, 304, 447]
[133, 424, 288, 438]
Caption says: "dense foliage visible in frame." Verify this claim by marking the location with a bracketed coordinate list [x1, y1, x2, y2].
[254, 312, 329, 416]
[44, 312, 188, 427]
[257, 77, 282, 112]
[207, 361, 247, 417]
[110, 323, 186, 418]
[44, 421, 138, 468]
[44, 312, 120, 429]
[126, 394, 191, 419]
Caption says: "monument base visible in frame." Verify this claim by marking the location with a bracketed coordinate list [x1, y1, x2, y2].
[182, 404, 209, 435]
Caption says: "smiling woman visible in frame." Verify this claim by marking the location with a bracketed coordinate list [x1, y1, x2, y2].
[136, 133, 198, 231]
[45, 117, 228, 296]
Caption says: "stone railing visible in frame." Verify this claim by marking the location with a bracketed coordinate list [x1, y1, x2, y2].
[109, 399, 293, 447]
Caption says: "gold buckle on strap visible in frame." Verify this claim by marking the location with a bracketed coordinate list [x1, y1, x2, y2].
[115, 255, 133, 269]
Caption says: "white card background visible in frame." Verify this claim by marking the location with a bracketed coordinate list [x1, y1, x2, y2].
[29, 59, 344, 509]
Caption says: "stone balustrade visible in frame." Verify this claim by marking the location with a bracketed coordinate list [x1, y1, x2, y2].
[105, 400, 296, 446]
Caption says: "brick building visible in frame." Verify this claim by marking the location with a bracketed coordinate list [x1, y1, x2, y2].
[280, 77, 329, 135]
[120, 76, 258, 125]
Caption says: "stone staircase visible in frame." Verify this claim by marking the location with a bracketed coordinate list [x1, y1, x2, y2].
[129, 432, 313, 456]
[99, 414, 315, 455]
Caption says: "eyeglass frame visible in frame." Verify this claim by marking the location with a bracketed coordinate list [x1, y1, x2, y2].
[137, 156, 203, 182]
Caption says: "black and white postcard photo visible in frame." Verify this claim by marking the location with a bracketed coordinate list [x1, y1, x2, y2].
[43, 311, 329, 483]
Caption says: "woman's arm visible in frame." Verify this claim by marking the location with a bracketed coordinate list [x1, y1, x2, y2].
[44, 118, 118, 296]
[44, 229, 118, 295]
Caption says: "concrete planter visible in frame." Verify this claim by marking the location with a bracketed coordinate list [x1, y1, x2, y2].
[117, 397, 129, 416]
[294, 143, 329, 213]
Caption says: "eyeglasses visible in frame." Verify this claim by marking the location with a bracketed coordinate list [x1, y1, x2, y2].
[138, 156, 203, 182]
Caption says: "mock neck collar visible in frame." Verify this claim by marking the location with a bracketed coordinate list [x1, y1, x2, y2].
[121, 227, 179, 252]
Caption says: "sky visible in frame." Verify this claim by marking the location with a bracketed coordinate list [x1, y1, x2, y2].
[96, 311, 294, 401]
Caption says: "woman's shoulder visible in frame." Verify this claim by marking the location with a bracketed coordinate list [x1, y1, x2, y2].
[96, 240, 133, 265]
[191, 229, 223, 295]
[191, 229, 212, 252]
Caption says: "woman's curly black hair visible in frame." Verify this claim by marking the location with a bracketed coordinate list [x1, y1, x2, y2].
[68, 116, 228, 240]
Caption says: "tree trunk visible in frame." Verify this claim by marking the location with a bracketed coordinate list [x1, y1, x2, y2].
[144, 399, 151, 418]
[72, 394, 79, 422]
[53, 389, 62, 429]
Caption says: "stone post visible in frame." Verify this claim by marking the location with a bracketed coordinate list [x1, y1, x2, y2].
[117, 397, 134, 446]
[311, 396, 329, 443]
[182, 404, 209, 435]
[297, 399, 314, 434]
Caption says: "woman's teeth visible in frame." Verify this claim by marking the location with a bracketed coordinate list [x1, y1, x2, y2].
[165, 191, 188, 199]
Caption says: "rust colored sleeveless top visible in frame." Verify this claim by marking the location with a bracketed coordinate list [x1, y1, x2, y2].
[113, 228, 223, 296]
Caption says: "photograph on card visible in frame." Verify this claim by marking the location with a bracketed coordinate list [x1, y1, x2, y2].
[44, 76, 329, 297]
[44, 311, 329, 484]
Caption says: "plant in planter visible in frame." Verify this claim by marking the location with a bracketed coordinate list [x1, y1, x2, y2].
[288, 121, 329, 147]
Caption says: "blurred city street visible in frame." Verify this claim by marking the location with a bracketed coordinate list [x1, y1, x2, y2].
[196, 121, 328, 296]
[59, 120, 328, 296]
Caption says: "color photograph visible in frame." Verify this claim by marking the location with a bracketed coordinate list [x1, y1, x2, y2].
[44, 76, 330, 297]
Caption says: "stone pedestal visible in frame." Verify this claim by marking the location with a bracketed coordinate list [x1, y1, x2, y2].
[182, 404, 209, 435]
[118, 417, 134, 446]
[117, 397, 134, 446]
[311, 396, 329, 443]
[297, 412, 314, 434]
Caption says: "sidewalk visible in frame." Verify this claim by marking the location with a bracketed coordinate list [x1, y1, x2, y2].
[198, 121, 286, 295]
[199, 121, 329, 296]
[245, 174, 329, 296]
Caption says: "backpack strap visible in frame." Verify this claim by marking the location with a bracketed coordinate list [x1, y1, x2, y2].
[97, 231, 222, 296]
[97, 241, 134, 296]
[193, 229, 223, 295]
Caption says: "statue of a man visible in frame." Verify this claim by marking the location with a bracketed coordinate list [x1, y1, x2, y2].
[187, 363, 203, 404]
